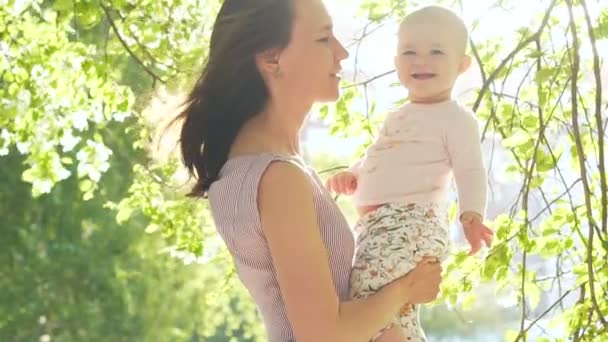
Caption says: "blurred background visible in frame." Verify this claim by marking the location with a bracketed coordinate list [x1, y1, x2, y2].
[1, 0, 607, 341]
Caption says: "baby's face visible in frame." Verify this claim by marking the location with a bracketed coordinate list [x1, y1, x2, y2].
[395, 22, 469, 103]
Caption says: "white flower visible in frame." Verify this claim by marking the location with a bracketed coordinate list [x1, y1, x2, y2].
[112, 111, 130, 122]
[91, 140, 112, 161]
[36, 179, 53, 194]
[57, 167, 71, 181]
[0, 128, 13, 153]
[0, 98, 14, 110]
[1, 128, 13, 140]
[59, 96, 71, 108]
[76, 148, 88, 163]
[69, 56, 85, 71]
[31, 64, 48, 81]
[72, 112, 88, 131]
[92, 103, 104, 123]
[0, 41, 8, 55]
[10, 0, 29, 16]
[76, 140, 112, 181]
[16, 89, 31, 111]
[59, 130, 80, 152]
[51, 155, 71, 181]
[88, 167, 101, 182]
[99, 161, 110, 173]
[16, 141, 31, 154]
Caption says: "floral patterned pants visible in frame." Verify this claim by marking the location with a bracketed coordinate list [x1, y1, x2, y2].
[350, 202, 449, 342]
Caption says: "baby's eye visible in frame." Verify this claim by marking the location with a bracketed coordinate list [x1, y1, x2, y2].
[402, 50, 416, 55]
[431, 49, 444, 55]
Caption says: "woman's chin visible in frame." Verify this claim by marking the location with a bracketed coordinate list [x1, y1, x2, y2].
[317, 89, 341, 103]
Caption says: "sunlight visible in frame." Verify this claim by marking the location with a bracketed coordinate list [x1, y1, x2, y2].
[307, 0, 607, 160]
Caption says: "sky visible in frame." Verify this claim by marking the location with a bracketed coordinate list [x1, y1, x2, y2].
[304, 0, 607, 159]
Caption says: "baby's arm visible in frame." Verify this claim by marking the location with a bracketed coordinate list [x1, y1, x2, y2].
[326, 161, 359, 195]
[326, 171, 357, 195]
[327, 114, 391, 196]
[347, 159, 362, 178]
[445, 111, 488, 222]
[446, 111, 493, 254]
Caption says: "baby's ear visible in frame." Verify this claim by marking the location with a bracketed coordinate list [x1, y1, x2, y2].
[459, 54, 472, 74]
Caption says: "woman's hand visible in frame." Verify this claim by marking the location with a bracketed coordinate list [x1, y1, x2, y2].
[393, 257, 442, 305]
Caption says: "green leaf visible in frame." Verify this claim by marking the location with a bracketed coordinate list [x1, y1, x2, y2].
[8, 83, 20, 96]
[505, 329, 519, 342]
[319, 105, 329, 119]
[535, 67, 555, 84]
[116, 207, 134, 224]
[529, 175, 544, 189]
[539, 89, 549, 108]
[506, 164, 520, 173]
[82, 191, 94, 201]
[536, 150, 556, 172]
[522, 114, 539, 130]
[502, 130, 531, 148]
[79, 179, 94, 192]
[22, 168, 36, 183]
[145, 223, 160, 233]
[527, 282, 541, 310]
[461, 293, 477, 312]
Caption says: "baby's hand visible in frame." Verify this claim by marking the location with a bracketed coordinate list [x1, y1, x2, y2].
[462, 213, 493, 255]
[325, 171, 357, 195]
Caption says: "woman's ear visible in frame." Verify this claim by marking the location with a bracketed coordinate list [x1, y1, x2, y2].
[256, 49, 282, 77]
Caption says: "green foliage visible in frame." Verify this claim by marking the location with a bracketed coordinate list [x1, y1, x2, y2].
[2, 0, 607, 341]
[353, 0, 608, 340]
[1, 0, 262, 340]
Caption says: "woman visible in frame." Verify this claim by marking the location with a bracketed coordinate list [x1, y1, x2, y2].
[175, 0, 442, 340]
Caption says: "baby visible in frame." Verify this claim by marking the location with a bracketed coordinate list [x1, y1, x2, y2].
[326, 6, 493, 342]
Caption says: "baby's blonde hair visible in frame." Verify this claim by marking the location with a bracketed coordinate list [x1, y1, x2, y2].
[399, 5, 469, 54]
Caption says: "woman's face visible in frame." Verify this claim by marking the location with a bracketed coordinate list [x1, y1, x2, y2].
[272, 0, 349, 103]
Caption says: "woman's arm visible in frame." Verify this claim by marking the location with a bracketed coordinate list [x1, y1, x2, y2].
[258, 161, 441, 342]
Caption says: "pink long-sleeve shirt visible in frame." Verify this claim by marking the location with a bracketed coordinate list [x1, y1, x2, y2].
[351, 99, 488, 218]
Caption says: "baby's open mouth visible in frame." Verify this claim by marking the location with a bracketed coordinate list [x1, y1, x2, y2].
[411, 73, 436, 80]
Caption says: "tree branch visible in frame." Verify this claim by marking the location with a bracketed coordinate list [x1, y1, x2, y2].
[341, 70, 396, 90]
[472, 0, 558, 113]
[565, 0, 607, 328]
[100, 3, 166, 85]
[580, 0, 607, 236]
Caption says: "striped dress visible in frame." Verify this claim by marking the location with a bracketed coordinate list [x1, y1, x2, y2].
[208, 153, 355, 341]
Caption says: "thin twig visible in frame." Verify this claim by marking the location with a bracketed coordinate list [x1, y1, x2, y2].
[580, 0, 607, 236]
[565, 0, 607, 328]
[100, 3, 166, 85]
[341, 70, 396, 90]
[472, 0, 558, 113]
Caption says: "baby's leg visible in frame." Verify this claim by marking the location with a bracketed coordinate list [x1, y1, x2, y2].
[373, 325, 407, 342]
[350, 204, 423, 341]
[350, 204, 420, 298]
[394, 304, 425, 342]
[393, 203, 450, 341]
